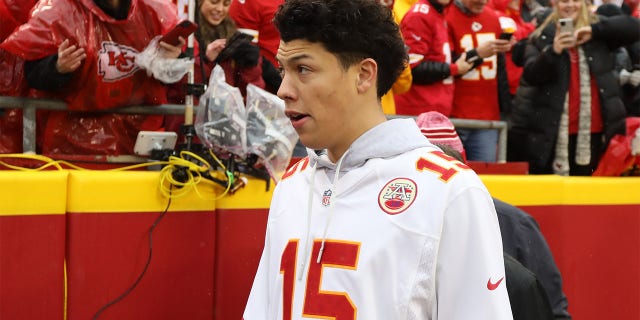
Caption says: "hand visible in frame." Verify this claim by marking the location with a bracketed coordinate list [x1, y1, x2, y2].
[574, 26, 592, 46]
[56, 39, 86, 73]
[158, 37, 186, 58]
[205, 39, 226, 62]
[476, 39, 512, 58]
[553, 28, 575, 54]
[454, 52, 474, 75]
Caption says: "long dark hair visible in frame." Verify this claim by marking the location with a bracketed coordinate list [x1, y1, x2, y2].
[195, 0, 237, 46]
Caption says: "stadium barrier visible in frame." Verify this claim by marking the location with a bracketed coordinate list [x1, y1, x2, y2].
[0, 96, 508, 162]
[0, 171, 639, 320]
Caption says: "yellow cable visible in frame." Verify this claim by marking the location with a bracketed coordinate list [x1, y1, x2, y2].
[0, 152, 237, 200]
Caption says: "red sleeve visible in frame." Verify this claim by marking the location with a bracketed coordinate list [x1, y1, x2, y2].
[0, 0, 82, 59]
[401, 2, 436, 67]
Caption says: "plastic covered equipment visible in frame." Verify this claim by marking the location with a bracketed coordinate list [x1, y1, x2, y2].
[195, 65, 247, 158]
[245, 84, 298, 182]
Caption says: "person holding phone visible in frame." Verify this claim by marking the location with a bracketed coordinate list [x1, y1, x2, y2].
[168, 0, 281, 102]
[393, 0, 474, 117]
[508, 0, 640, 175]
[0, 0, 185, 155]
[444, 0, 514, 163]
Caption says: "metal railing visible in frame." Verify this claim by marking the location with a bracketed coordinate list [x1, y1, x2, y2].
[1, 96, 508, 162]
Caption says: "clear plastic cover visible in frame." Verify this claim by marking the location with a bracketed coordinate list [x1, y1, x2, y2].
[135, 36, 193, 84]
[195, 65, 247, 157]
[245, 84, 298, 182]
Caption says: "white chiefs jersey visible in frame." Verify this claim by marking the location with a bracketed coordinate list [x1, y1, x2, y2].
[244, 120, 512, 320]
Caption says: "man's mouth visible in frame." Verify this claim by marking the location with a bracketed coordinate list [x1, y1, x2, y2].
[286, 111, 307, 121]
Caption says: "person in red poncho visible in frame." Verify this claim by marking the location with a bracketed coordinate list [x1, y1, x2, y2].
[0, 0, 185, 155]
[0, 0, 38, 153]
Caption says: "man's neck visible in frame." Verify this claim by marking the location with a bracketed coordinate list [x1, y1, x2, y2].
[454, 0, 476, 15]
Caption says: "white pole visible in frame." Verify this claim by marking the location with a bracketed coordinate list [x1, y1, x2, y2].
[184, 0, 196, 127]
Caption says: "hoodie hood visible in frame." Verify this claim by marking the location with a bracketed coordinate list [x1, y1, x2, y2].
[306, 118, 432, 175]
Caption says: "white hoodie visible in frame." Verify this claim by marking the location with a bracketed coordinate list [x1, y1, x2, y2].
[243, 118, 512, 319]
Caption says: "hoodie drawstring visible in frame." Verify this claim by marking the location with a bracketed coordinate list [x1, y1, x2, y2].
[298, 149, 350, 280]
[317, 149, 349, 263]
[298, 163, 317, 281]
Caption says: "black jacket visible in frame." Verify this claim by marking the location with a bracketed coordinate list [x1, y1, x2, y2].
[508, 15, 640, 173]
[504, 253, 555, 320]
[494, 198, 571, 320]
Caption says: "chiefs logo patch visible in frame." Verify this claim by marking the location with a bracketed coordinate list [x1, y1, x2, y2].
[98, 41, 140, 82]
[471, 21, 483, 32]
[378, 178, 417, 215]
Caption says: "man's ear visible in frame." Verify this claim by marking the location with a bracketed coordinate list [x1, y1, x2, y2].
[356, 58, 377, 94]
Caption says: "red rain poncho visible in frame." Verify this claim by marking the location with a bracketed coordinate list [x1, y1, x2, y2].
[0, 0, 179, 155]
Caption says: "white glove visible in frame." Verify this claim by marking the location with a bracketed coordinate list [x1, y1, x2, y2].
[629, 70, 640, 87]
[619, 69, 631, 85]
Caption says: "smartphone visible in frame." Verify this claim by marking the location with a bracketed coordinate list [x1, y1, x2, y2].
[160, 20, 198, 46]
[499, 32, 513, 40]
[558, 18, 574, 34]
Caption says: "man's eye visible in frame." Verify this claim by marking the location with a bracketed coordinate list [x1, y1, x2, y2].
[297, 66, 310, 74]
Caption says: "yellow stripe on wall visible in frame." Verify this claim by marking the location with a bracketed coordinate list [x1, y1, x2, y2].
[481, 175, 640, 206]
[0, 171, 68, 215]
[67, 171, 215, 213]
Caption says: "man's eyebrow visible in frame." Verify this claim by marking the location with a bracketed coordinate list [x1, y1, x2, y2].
[277, 53, 313, 65]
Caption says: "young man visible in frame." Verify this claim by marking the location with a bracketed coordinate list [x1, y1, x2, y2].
[243, 0, 512, 318]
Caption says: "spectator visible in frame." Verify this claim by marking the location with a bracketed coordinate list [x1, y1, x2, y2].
[508, 0, 640, 175]
[189, 0, 280, 99]
[243, 0, 512, 318]
[418, 110, 571, 320]
[488, 0, 536, 98]
[446, 0, 513, 162]
[166, 0, 284, 145]
[0, 0, 38, 153]
[596, 3, 640, 116]
[0, 0, 185, 155]
[228, 0, 282, 67]
[394, 0, 474, 116]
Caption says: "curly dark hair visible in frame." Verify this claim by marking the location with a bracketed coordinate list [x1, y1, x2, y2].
[273, 0, 408, 99]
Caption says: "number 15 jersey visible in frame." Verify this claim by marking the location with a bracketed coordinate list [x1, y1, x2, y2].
[243, 118, 512, 319]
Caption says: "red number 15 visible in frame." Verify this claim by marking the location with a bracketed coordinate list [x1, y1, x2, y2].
[280, 240, 360, 319]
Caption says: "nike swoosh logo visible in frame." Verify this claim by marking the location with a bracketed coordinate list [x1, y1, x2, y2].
[487, 277, 504, 290]
[411, 33, 422, 41]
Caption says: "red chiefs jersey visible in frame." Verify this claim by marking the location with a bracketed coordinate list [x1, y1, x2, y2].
[446, 5, 502, 121]
[395, 0, 455, 116]
[229, 0, 283, 66]
[0, 0, 178, 111]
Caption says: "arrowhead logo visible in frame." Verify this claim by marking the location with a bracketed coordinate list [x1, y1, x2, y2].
[487, 277, 504, 290]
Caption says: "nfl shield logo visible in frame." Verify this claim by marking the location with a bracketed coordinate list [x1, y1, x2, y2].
[322, 189, 332, 206]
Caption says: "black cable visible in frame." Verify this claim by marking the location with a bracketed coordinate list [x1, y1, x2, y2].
[92, 187, 173, 320]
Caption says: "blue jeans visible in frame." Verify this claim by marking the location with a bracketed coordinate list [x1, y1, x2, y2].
[456, 128, 498, 162]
